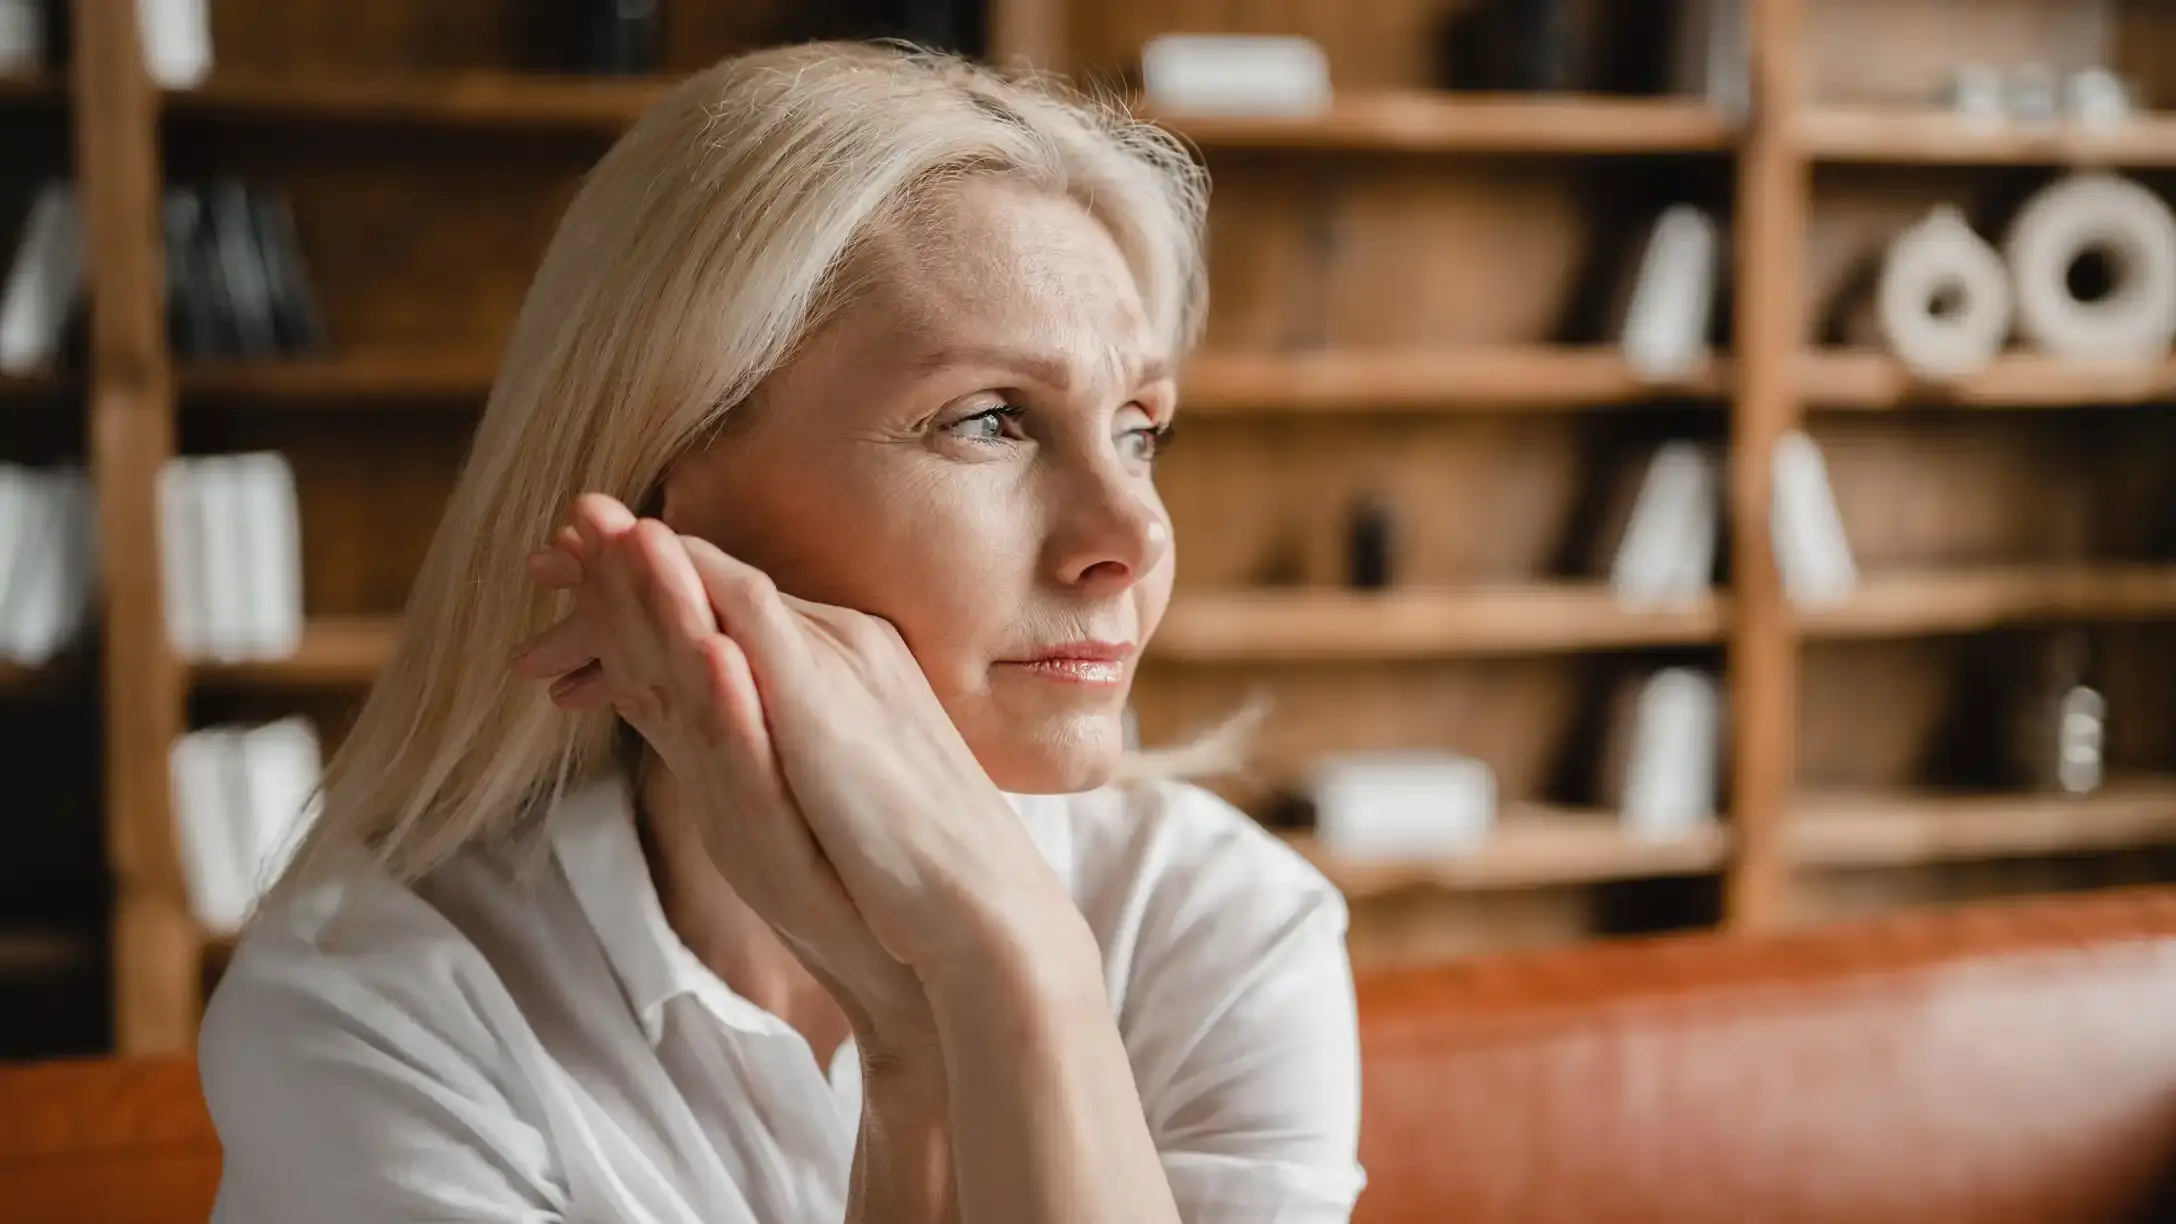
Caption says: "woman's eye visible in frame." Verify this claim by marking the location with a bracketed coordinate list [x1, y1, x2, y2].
[1121, 423, 1172, 464]
[944, 404, 1025, 443]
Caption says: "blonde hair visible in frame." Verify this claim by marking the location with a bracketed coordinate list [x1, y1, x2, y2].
[273, 42, 1209, 895]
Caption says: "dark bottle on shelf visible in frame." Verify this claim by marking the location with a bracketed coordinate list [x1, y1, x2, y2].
[772, 0, 987, 59]
[1488, 0, 1586, 92]
[1347, 496, 1397, 591]
[576, 0, 663, 75]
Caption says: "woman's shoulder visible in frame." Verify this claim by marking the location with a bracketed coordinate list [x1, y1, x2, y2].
[1026, 780, 1349, 996]
[1038, 779, 1341, 909]
[200, 856, 544, 1117]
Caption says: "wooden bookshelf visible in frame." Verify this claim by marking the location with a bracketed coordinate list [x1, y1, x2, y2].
[0, 71, 64, 106]
[51, 0, 2176, 1050]
[189, 616, 399, 688]
[163, 73, 670, 132]
[0, 929, 97, 976]
[178, 354, 496, 407]
[1283, 808, 1729, 896]
[1154, 586, 1727, 663]
[1798, 107, 2176, 167]
[1183, 347, 1728, 413]
[1150, 92, 1738, 154]
[1793, 779, 2176, 869]
[1802, 351, 2176, 411]
[1800, 566, 2176, 639]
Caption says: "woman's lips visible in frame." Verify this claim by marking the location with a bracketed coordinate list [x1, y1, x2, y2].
[1002, 641, 1136, 687]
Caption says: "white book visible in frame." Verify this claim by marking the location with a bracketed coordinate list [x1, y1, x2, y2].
[136, 0, 213, 88]
[236, 716, 320, 902]
[231, 451, 303, 658]
[0, 0, 43, 74]
[0, 464, 28, 648]
[0, 184, 82, 373]
[1611, 442, 1719, 605]
[195, 455, 254, 662]
[158, 457, 210, 658]
[0, 466, 62, 664]
[170, 727, 252, 934]
[1771, 431, 1857, 605]
[1310, 751, 1496, 861]
[3, 466, 92, 664]
[1620, 668, 1723, 837]
[1621, 206, 1720, 382]
[1141, 35, 1331, 117]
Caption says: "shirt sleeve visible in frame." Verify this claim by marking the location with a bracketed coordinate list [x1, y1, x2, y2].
[1116, 785, 1367, 1224]
[198, 924, 570, 1224]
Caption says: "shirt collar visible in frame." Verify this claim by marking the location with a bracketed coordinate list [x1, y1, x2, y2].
[547, 771, 784, 1045]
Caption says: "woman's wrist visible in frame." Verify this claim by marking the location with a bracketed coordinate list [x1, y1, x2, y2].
[919, 891, 1107, 1036]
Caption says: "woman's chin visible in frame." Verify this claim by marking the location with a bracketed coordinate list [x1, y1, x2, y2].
[967, 710, 1125, 795]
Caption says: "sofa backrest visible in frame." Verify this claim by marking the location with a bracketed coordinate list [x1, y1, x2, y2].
[8, 888, 2176, 1224]
[0, 1055, 219, 1224]
[1353, 887, 2176, 1224]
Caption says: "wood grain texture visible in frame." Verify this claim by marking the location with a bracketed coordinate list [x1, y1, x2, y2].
[1802, 351, 2176, 410]
[1799, 108, 2176, 168]
[1793, 779, 2176, 869]
[1287, 809, 1728, 894]
[0, 1056, 217, 1224]
[75, 0, 198, 1055]
[1720, 0, 1808, 930]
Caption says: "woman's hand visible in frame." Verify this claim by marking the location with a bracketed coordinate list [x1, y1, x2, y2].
[513, 496, 1097, 1009]
[512, 496, 931, 1045]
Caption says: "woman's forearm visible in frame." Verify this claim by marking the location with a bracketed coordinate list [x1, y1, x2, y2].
[920, 915, 1182, 1224]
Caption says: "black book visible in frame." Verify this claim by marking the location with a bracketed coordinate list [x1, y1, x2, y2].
[162, 187, 225, 360]
[206, 180, 281, 359]
[575, 0, 662, 75]
[246, 189, 326, 356]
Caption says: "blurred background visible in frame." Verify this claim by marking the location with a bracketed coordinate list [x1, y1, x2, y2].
[0, 0, 2173, 1061]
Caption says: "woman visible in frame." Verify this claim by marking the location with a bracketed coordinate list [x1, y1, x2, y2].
[200, 41, 1363, 1224]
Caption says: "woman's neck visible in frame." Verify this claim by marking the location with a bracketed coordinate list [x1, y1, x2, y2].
[634, 756, 853, 1068]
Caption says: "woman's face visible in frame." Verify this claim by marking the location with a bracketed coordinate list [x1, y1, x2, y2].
[660, 178, 1177, 794]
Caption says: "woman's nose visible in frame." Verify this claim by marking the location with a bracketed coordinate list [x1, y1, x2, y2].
[1050, 476, 1170, 590]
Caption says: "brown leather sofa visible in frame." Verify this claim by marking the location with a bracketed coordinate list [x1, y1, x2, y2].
[6, 887, 2176, 1224]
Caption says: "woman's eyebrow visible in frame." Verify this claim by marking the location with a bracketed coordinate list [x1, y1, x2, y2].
[913, 345, 1175, 390]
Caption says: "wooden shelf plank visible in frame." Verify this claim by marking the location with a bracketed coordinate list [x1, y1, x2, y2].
[180, 354, 497, 407]
[0, 370, 68, 401]
[0, 71, 64, 106]
[1793, 779, 2176, 868]
[1184, 347, 1728, 413]
[1800, 566, 2176, 639]
[1283, 808, 1729, 895]
[189, 615, 398, 689]
[0, 929, 96, 977]
[1803, 350, 2176, 410]
[1799, 107, 2176, 166]
[163, 73, 669, 132]
[1151, 92, 1737, 154]
[1154, 586, 1727, 663]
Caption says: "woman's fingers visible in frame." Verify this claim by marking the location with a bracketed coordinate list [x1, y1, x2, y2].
[678, 534, 806, 691]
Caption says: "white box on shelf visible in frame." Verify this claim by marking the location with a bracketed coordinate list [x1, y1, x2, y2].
[1309, 750, 1496, 861]
[1619, 668, 1723, 837]
[1621, 205, 1721, 382]
[1141, 34, 1330, 117]
[195, 455, 255, 662]
[1610, 441, 1719, 606]
[136, 0, 212, 88]
[1771, 430, 1857, 606]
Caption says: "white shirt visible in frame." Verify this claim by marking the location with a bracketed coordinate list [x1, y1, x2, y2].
[199, 775, 1365, 1223]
